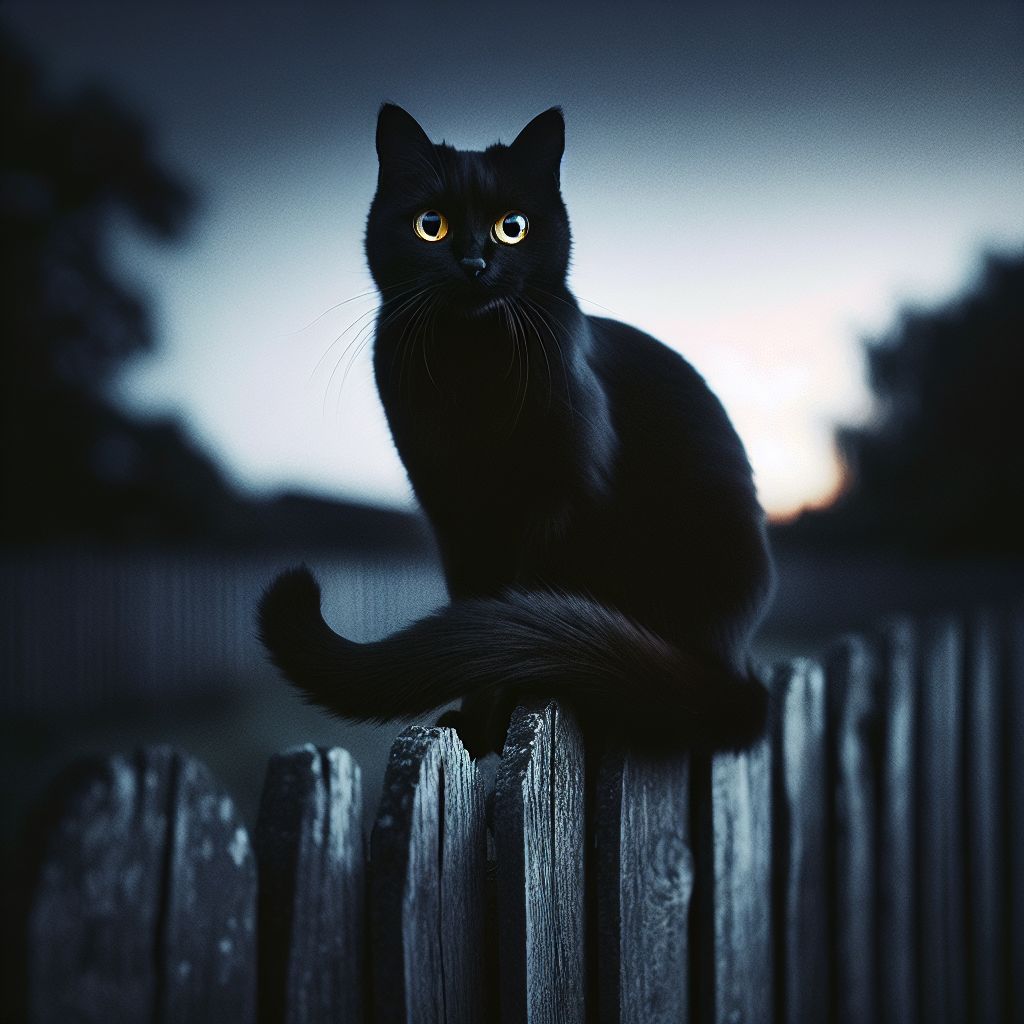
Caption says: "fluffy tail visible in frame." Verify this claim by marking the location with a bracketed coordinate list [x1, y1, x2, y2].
[258, 566, 768, 754]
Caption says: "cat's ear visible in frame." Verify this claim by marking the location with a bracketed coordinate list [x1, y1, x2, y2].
[376, 104, 435, 181]
[510, 107, 565, 181]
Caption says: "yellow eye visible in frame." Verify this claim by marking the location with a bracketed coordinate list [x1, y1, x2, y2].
[492, 211, 529, 245]
[414, 210, 448, 242]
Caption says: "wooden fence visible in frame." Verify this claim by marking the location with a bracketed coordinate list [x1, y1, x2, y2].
[14, 605, 1024, 1022]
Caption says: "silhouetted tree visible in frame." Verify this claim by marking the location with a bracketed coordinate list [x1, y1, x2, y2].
[0, 26, 241, 542]
[787, 249, 1024, 555]
[0, 26, 432, 552]
[1, 29, 189, 396]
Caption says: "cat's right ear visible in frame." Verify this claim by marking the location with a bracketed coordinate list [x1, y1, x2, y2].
[376, 104, 435, 183]
[510, 107, 565, 183]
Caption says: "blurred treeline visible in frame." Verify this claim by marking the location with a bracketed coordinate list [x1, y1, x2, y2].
[0, 28, 428, 553]
[2, 24, 1022, 557]
[1, 26, 206, 542]
[780, 250, 1024, 556]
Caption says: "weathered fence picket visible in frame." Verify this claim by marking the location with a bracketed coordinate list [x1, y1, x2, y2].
[697, 733, 773, 1024]
[918, 617, 967, 1024]
[771, 659, 828, 1024]
[26, 750, 169, 1022]
[827, 637, 879, 1024]
[876, 620, 917, 1024]
[964, 611, 1005, 1024]
[494, 700, 586, 1024]
[595, 750, 692, 1024]
[254, 744, 365, 1023]
[1006, 603, 1024, 1024]
[15, 600, 1024, 1023]
[24, 747, 256, 1023]
[160, 753, 257, 1019]
[370, 726, 486, 1024]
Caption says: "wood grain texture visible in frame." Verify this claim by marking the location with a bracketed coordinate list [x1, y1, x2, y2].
[494, 700, 586, 1024]
[917, 617, 966, 1024]
[371, 726, 486, 1024]
[771, 659, 827, 1024]
[827, 637, 880, 1024]
[255, 744, 365, 1023]
[876, 620, 917, 1024]
[596, 750, 692, 1024]
[25, 746, 256, 1023]
[963, 611, 1006, 1024]
[709, 733, 773, 1024]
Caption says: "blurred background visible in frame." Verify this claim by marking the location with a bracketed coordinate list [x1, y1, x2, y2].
[1, 1, 1022, 873]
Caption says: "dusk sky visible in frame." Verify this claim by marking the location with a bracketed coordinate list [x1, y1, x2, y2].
[6, 3, 1023, 518]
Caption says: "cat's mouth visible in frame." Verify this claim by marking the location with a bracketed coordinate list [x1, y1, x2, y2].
[442, 282, 508, 319]
[461, 295, 505, 318]
[435, 276, 519, 320]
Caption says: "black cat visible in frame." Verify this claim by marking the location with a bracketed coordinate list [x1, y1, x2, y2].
[259, 104, 775, 756]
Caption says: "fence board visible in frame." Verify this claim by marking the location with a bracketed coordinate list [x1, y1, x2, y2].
[1006, 604, 1024, 1024]
[918, 617, 967, 1024]
[495, 700, 586, 1024]
[771, 659, 828, 1024]
[707, 733, 773, 1024]
[255, 744, 365, 1023]
[876, 621, 917, 1024]
[25, 746, 256, 1023]
[25, 749, 171, 1021]
[596, 750, 692, 1024]
[150, 751, 257, 1020]
[827, 637, 879, 1024]
[18, 602, 1024, 1021]
[964, 612, 1006, 1024]
[371, 725, 486, 1023]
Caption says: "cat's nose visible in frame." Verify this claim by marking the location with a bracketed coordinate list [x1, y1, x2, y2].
[460, 257, 487, 278]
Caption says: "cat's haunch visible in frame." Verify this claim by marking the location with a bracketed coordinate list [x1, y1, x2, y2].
[259, 104, 774, 756]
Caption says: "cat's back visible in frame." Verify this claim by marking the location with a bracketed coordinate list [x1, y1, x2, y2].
[578, 314, 771, 640]
[587, 315, 685, 375]
[587, 315, 719, 422]
[586, 314, 755, 501]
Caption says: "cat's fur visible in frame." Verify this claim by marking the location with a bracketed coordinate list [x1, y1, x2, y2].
[258, 105, 775, 756]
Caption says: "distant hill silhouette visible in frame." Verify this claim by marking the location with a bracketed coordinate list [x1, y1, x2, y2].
[777, 249, 1024, 556]
[0, 25, 429, 554]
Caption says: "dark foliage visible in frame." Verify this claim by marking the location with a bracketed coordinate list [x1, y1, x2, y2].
[0, 28, 430, 551]
[0, 26, 223, 542]
[1, 36, 191, 392]
[781, 249, 1024, 555]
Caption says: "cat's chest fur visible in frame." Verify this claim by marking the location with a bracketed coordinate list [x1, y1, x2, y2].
[373, 313, 611, 590]
[377, 314, 598, 481]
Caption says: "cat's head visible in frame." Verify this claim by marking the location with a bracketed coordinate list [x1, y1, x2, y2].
[365, 104, 570, 317]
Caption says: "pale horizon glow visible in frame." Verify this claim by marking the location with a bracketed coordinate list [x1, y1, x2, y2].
[7, 3, 1023, 520]
[111, 225, 1017, 520]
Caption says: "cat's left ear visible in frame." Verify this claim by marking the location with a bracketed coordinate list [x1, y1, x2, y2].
[376, 103, 436, 185]
[510, 107, 565, 182]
